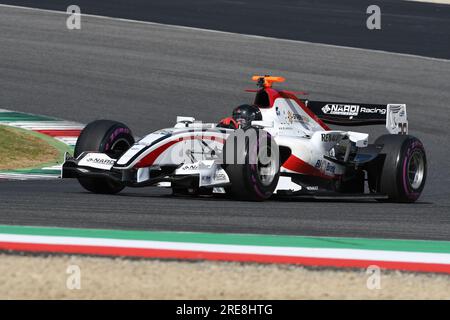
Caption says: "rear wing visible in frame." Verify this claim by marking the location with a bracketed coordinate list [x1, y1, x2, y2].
[305, 101, 408, 134]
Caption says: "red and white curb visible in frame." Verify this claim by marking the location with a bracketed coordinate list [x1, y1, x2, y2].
[0, 109, 83, 180]
[1, 226, 450, 274]
[0, 110, 83, 147]
[10, 122, 82, 147]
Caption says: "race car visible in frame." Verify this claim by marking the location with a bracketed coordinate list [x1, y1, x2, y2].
[62, 75, 427, 202]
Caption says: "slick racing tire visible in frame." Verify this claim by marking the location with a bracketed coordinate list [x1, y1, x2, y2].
[370, 134, 427, 203]
[223, 128, 280, 201]
[74, 120, 135, 194]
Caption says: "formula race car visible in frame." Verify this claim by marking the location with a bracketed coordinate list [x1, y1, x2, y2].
[62, 75, 427, 202]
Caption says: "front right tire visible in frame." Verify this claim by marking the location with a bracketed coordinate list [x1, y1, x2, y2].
[223, 128, 280, 201]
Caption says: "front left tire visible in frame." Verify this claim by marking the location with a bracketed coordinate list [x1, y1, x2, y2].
[74, 120, 135, 194]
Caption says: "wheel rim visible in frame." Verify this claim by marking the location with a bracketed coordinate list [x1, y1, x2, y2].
[257, 147, 277, 186]
[407, 150, 425, 189]
[109, 138, 132, 157]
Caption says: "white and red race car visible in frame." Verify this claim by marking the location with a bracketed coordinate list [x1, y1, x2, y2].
[62, 75, 427, 202]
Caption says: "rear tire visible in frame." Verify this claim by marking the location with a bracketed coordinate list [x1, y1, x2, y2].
[74, 120, 134, 194]
[369, 134, 426, 203]
[223, 128, 280, 201]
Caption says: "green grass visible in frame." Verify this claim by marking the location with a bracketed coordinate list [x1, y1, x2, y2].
[0, 125, 59, 170]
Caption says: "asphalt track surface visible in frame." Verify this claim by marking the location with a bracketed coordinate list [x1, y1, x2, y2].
[1, 0, 450, 59]
[0, 5, 449, 240]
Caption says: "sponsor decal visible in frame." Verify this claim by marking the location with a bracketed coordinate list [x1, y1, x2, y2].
[321, 104, 386, 116]
[287, 111, 294, 124]
[287, 111, 308, 124]
[321, 104, 359, 116]
[78, 153, 116, 170]
[85, 157, 115, 166]
[360, 107, 386, 115]
[214, 172, 226, 181]
[315, 160, 322, 169]
[321, 133, 341, 143]
[129, 145, 145, 151]
[315, 160, 336, 174]
[201, 175, 212, 184]
[181, 164, 198, 171]
[326, 162, 336, 174]
[279, 126, 293, 131]
[306, 186, 319, 191]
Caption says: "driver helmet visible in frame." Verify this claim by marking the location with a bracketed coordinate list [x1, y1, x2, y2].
[232, 104, 262, 128]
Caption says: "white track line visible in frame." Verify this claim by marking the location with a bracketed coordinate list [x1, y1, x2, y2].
[406, 0, 450, 4]
[0, 121, 83, 126]
[54, 137, 78, 145]
[0, 4, 448, 63]
[42, 165, 62, 170]
[0, 174, 58, 180]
